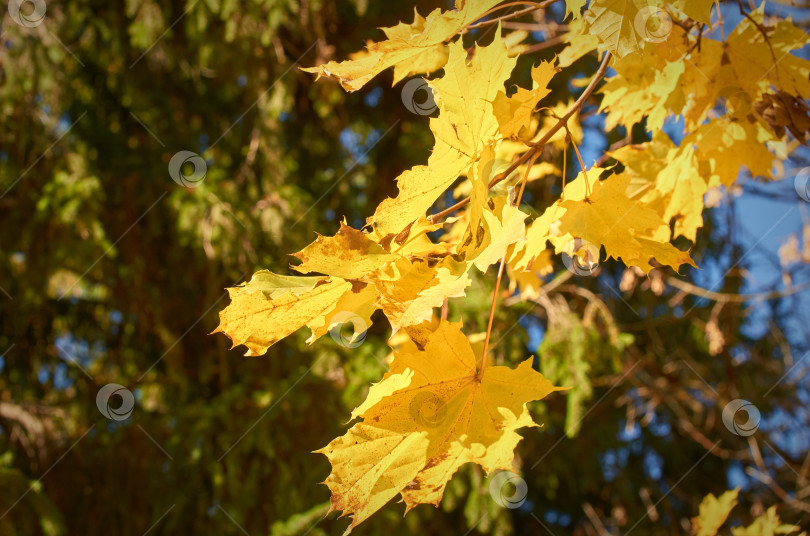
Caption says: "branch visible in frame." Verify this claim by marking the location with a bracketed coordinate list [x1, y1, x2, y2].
[746, 467, 810, 513]
[665, 277, 810, 303]
[428, 51, 613, 223]
[520, 35, 566, 54]
[463, 0, 560, 32]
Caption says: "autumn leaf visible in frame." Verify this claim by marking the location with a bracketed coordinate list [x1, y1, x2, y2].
[672, 9, 810, 129]
[683, 118, 777, 186]
[301, 0, 502, 91]
[583, 0, 654, 58]
[691, 489, 738, 536]
[465, 197, 529, 272]
[724, 7, 810, 101]
[371, 257, 471, 333]
[730, 506, 802, 536]
[317, 320, 561, 532]
[559, 19, 600, 67]
[565, 0, 588, 20]
[214, 271, 354, 355]
[599, 44, 685, 131]
[611, 133, 707, 241]
[584, 0, 712, 58]
[368, 216, 448, 256]
[546, 171, 696, 273]
[368, 30, 517, 237]
[292, 220, 398, 279]
[306, 282, 379, 345]
[493, 60, 559, 139]
[463, 145, 498, 255]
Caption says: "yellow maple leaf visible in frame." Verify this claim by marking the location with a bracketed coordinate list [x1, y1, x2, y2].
[584, 0, 712, 58]
[669, 0, 713, 24]
[214, 271, 354, 355]
[653, 147, 706, 240]
[731, 506, 802, 536]
[301, 0, 501, 92]
[463, 145, 498, 253]
[317, 320, 561, 532]
[691, 489, 738, 536]
[371, 257, 470, 333]
[725, 7, 810, 101]
[566, 0, 588, 19]
[548, 172, 696, 273]
[599, 45, 684, 131]
[368, 30, 518, 237]
[507, 187, 569, 273]
[291, 220, 397, 279]
[370, 216, 450, 257]
[674, 10, 810, 130]
[684, 118, 777, 186]
[507, 256, 554, 297]
[306, 282, 379, 345]
[612, 133, 707, 241]
[583, 0, 656, 58]
[379, 9, 449, 86]
[493, 61, 559, 139]
[559, 19, 600, 67]
[465, 197, 529, 272]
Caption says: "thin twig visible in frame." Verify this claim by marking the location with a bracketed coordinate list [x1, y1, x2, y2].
[746, 468, 810, 513]
[464, 0, 560, 32]
[666, 277, 810, 303]
[520, 35, 566, 53]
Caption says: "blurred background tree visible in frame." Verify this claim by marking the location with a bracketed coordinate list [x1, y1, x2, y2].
[1, 0, 809, 535]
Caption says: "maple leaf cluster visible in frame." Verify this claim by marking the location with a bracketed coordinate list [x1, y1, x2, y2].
[214, 0, 810, 531]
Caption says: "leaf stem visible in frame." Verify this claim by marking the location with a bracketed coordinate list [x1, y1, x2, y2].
[478, 150, 540, 376]
[479, 256, 507, 376]
[566, 127, 591, 198]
